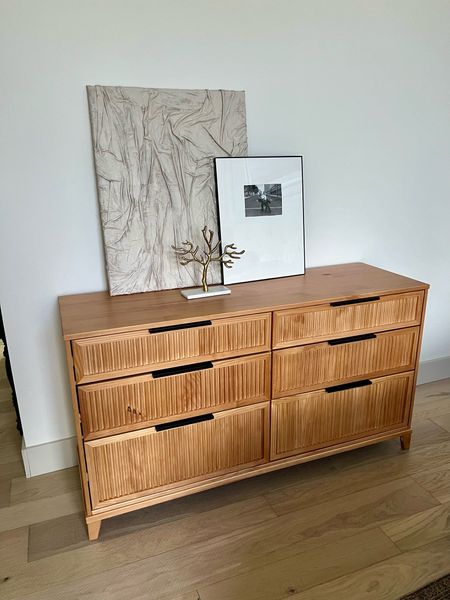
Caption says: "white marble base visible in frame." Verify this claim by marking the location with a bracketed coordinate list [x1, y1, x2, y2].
[181, 285, 231, 300]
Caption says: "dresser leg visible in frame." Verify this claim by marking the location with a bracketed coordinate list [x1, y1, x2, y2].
[86, 520, 101, 541]
[400, 432, 412, 450]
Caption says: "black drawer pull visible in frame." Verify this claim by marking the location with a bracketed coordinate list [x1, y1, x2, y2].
[152, 361, 213, 379]
[326, 380, 372, 393]
[330, 296, 380, 307]
[155, 413, 214, 431]
[149, 320, 212, 334]
[328, 333, 376, 346]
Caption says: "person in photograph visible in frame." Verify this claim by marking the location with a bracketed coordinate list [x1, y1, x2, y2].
[257, 188, 272, 213]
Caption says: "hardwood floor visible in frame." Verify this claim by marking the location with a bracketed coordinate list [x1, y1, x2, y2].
[0, 350, 449, 599]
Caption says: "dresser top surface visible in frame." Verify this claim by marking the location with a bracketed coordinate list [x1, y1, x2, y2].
[59, 262, 428, 340]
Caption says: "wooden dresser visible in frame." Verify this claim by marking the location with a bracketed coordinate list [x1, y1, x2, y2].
[59, 263, 428, 540]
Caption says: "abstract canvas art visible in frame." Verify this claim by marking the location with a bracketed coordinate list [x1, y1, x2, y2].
[87, 86, 248, 295]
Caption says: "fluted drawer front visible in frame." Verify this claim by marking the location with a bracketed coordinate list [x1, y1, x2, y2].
[272, 327, 419, 398]
[271, 372, 414, 460]
[273, 291, 423, 348]
[78, 354, 271, 439]
[85, 403, 270, 509]
[72, 314, 271, 384]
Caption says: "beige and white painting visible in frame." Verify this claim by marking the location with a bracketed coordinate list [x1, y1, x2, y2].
[87, 86, 248, 295]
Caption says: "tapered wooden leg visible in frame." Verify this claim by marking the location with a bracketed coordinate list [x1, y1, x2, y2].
[86, 519, 101, 541]
[400, 431, 412, 450]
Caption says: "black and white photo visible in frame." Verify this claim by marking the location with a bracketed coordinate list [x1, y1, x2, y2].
[244, 184, 282, 217]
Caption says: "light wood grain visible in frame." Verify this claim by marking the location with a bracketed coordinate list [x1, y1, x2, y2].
[412, 378, 450, 421]
[198, 528, 399, 600]
[382, 501, 450, 551]
[0, 491, 82, 534]
[0, 527, 28, 575]
[86, 520, 101, 542]
[28, 512, 88, 561]
[272, 327, 419, 397]
[12, 478, 438, 600]
[0, 496, 276, 599]
[271, 372, 413, 459]
[64, 340, 92, 519]
[0, 439, 22, 467]
[273, 290, 424, 348]
[412, 463, 450, 504]
[404, 417, 450, 448]
[0, 411, 16, 427]
[78, 353, 271, 439]
[80, 428, 414, 526]
[0, 479, 10, 508]
[0, 423, 25, 446]
[400, 430, 412, 449]
[59, 263, 428, 340]
[72, 313, 271, 383]
[284, 537, 450, 600]
[431, 412, 450, 431]
[9, 467, 80, 505]
[404, 289, 428, 427]
[340, 437, 450, 483]
[0, 458, 24, 482]
[1, 353, 448, 600]
[85, 403, 270, 510]
[167, 593, 200, 600]
[265, 425, 450, 517]
[414, 377, 450, 404]
[58, 262, 429, 539]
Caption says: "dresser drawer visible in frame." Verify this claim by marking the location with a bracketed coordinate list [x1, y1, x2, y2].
[85, 403, 270, 509]
[72, 313, 271, 384]
[78, 353, 271, 439]
[273, 291, 424, 348]
[272, 327, 419, 397]
[271, 372, 414, 460]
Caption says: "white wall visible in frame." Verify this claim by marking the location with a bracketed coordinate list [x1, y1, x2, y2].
[1, 0, 449, 472]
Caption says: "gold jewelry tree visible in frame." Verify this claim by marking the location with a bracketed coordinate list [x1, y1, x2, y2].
[172, 226, 245, 299]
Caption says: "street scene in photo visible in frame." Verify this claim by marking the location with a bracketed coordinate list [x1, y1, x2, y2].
[244, 183, 282, 217]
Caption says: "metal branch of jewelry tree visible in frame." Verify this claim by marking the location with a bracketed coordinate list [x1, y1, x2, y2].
[172, 226, 245, 292]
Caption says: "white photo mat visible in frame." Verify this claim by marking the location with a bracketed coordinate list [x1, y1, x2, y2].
[215, 156, 305, 284]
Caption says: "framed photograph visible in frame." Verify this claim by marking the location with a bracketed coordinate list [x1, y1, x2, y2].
[215, 156, 305, 285]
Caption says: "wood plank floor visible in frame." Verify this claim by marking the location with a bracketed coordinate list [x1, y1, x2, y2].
[0, 350, 449, 599]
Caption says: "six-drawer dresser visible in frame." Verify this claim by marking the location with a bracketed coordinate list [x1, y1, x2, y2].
[59, 263, 429, 540]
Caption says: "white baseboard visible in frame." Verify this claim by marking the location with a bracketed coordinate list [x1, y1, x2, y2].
[417, 356, 450, 385]
[18, 357, 450, 477]
[21, 436, 77, 478]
